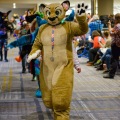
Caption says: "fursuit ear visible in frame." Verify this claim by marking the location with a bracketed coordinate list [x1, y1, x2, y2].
[0, 11, 3, 16]
[25, 14, 38, 23]
[0, 10, 11, 16]
[61, 0, 70, 11]
[39, 4, 46, 13]
[7, 10, 12, 16]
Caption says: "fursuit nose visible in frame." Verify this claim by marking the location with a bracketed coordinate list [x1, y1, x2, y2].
[48, 17, 56, 21]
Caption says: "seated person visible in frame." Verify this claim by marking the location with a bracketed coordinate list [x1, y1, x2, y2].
[87, 30, 105, 66]
[96, 48, 111, 71]
[94, 30, 112, 66]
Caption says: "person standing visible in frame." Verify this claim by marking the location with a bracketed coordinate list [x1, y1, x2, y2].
[0, 11, 10, 62]
[103, 13, 120, 78]
[0, 29, 8, 62]
[88, 15, 103, 35]
[88, 15, 104, 48]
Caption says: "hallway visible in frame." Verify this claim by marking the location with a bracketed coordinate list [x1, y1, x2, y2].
[0, 38, 120, 120]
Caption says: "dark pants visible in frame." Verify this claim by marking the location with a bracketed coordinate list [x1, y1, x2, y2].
[0, 39, 8, 60]
[22, 55, 26, 71]
[20, 45, 32, 71]
[20, 45, 32, 59]
[89, 48, 99, 62]
[109, 44, 120, 77]
[30, 59, 35, 79]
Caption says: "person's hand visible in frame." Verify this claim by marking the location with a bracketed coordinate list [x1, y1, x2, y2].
[107, 20, 111, 26]
[76, 67, 81, 73]
[107, 20, 112, 32]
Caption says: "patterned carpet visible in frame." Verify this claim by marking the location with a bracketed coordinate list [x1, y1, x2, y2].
[0, 38, 120, 120]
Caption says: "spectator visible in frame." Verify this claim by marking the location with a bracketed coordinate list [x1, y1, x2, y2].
[94, 31, 112, 71]
[87, 30, 105, 66]
[18, 22, 30, 73]
[88, 15, 104, 48]
[88, 15, 104, 36]
[103, 13, 120, 79]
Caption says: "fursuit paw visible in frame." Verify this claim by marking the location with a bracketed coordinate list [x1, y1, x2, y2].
[75, 3, 88, 16]
[27, 50, 41, 63]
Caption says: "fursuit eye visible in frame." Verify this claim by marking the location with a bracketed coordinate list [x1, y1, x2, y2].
[46, 11, 51, 16]
[55, 10, 61, 16]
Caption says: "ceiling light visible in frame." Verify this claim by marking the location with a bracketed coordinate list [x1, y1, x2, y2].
[13, 3, 16, 8]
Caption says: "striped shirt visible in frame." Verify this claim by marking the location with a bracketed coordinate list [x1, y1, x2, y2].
[72, 43, 80, 69]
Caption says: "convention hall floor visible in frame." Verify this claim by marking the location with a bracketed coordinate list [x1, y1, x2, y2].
[0, 37, 120, 120]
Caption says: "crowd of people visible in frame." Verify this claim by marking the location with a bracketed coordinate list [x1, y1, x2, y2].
[0, 6, 119, 93]
[0, 4, 83, 100]
[75, 13, 120, 79]
[0, 1, 120, 119]
[0, 6, 120, 84]
[0, 9, 43, 98]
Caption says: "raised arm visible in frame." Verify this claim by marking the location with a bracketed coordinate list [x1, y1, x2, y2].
[70, 3, 88, 37]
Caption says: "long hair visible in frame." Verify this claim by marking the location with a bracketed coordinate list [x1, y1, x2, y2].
[115, 13, 120, 23]
[97, 30, 103, 38]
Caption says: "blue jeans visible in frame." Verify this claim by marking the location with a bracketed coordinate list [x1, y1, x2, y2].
[105, 54, 111, 69]
[101, 48, 111, 70]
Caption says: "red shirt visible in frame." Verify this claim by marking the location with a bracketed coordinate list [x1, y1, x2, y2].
[93, 36, 105, 48]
